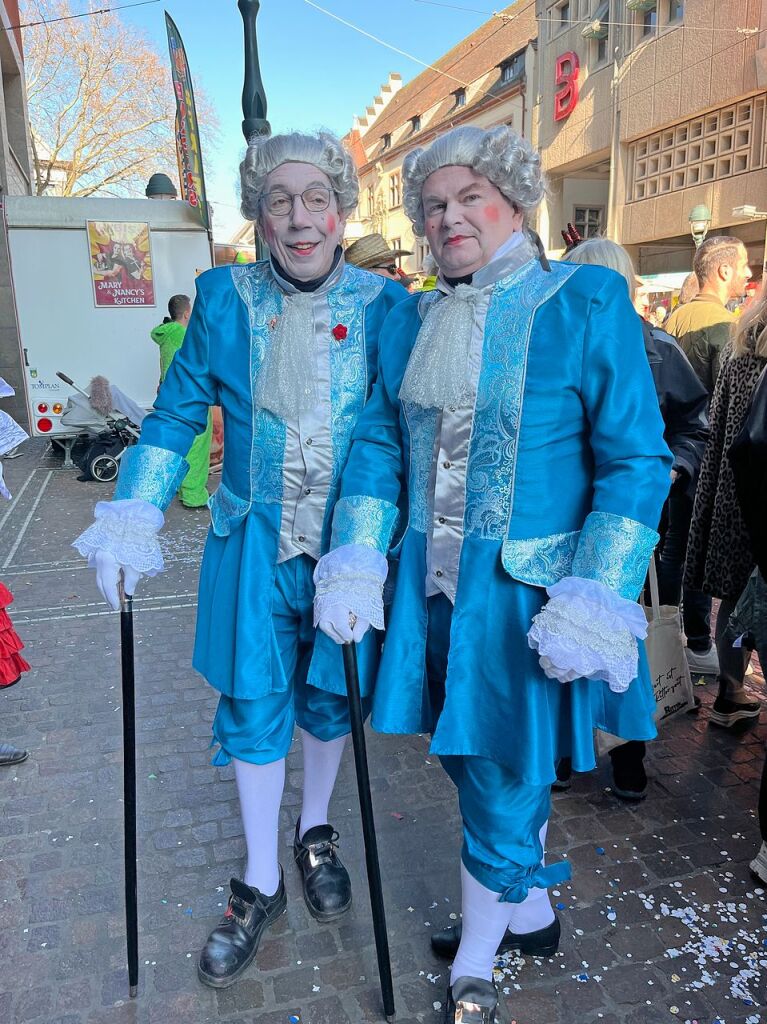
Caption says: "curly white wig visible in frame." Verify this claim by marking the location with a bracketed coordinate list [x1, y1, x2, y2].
[403, 125, 545, 236]
[240, 131, 359, 223]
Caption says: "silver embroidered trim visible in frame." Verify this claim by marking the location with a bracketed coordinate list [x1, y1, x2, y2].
[572, 511, 660, 601]
[255, 292, 318, 420]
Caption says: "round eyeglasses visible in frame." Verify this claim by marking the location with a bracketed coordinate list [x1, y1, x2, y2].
[261, 187, 333, 217]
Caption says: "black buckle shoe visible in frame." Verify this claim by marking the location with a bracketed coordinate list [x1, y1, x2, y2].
[197, 873, 286, 989]
[444, 976, 505, 1023]
[293, 820, 352, 922]
[432, 915, 560, 960]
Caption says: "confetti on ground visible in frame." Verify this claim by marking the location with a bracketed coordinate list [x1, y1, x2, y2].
[390, 812, 404, 820]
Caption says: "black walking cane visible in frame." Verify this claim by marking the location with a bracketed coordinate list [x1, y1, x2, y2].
[119, 587, 139, 998]
[342, 640, 396, 1022]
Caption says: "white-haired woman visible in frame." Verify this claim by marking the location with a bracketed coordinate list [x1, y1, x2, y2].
[74, 131, 406, 988]
[313, 125, 672, 1021]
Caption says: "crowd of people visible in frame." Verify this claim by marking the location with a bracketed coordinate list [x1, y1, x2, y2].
[69, 122, 766, 1023]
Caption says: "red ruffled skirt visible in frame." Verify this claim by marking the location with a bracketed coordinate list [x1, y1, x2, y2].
[0, 583, 30, 687]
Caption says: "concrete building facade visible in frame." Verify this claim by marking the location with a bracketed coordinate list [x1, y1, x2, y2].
[534, 0, 767, 274]
[343, 3, 538, 277]
[1, 0, 33, 428]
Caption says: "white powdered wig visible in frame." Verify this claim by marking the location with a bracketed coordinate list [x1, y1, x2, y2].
[240, 131, 359, 224]
[402, 125, 545, 237]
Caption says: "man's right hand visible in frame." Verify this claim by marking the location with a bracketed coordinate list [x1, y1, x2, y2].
[94, 550, 141, 611]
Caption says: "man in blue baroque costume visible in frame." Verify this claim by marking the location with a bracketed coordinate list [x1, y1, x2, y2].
[313, 125, 673, 1023]
[74, 131, 406, 989]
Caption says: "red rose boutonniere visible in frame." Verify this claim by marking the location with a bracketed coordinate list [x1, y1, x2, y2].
[331, 323, 348, 341]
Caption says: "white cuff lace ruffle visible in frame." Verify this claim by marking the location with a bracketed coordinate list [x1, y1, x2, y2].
[313, 544, 388, 631]
[72, 499, 165, 576]
[527, 576, 648, 694]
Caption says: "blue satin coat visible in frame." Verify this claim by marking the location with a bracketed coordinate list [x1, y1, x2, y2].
[113, 260, 405, 701]
[329, 259, 674, 784]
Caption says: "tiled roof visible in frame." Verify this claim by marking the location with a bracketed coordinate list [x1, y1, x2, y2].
[347, 0, 536, 169]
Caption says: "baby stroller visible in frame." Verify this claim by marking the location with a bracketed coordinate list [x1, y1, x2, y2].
[57, 372, 145, 483]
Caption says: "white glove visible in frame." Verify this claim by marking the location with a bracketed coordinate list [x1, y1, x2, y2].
[94, 550, 141, 612]
[317, 604, 371, 645]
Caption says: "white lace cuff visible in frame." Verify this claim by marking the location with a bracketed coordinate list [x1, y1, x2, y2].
[72, 499, 165, 576]
[313, 544, 388, 631]
[527, 576, 647, 694]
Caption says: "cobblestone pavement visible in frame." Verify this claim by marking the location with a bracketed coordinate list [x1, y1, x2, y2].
[1, 444, 766, 1024]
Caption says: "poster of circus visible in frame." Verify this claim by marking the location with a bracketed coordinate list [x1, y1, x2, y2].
[87, 221, 155, 307]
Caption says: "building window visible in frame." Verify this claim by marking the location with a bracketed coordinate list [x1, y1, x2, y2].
[573, 206, 604, 238]
[382, 133, 391, 151]
[627, 96, 766, 203]
[389, 238, 403, 268]
[596, 35, 609, 63]
[367, 185, 375, 217]
[668, 0, 683, 20]
[417, 241, 431, 269]
[500, 53, 524, 84]
[388, 172, 401, 209]
[411, 115, 421, 133]
[454, 88, 466, 107]
[559, 1, 570, 28]
[642, 6, 657, 34]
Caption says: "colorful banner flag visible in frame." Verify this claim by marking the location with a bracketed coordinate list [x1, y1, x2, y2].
[165, 13, 210, 232]
[87, 221, 155, 307]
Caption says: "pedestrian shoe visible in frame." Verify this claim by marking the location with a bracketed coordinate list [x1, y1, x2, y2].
[444, 976, 508, 1023]
[552, 756, 572, 792]
[293, 820, 352, 922]
[709, 694, 761, 728]
[197, 873, 286, 989]
[0, 743, 28, 767]
[750, 841, 767, 885]
[686, 645, 720, 676]
[608, 741, 647, 802]
[431, 915, 560, 960]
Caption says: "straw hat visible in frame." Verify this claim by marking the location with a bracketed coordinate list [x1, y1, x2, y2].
[345, 233, 412, 269]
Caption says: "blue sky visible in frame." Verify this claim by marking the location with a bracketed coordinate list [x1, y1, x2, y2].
[117, 0, 500, 239]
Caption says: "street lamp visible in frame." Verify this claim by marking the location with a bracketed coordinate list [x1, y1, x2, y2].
[239, 0, 270, 259]
[733, 204, 767, 275]
[145, 173, 177, 200]
[689, 204, 712, 248]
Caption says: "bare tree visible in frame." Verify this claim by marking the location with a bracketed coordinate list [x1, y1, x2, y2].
[22, 0, 218, 198]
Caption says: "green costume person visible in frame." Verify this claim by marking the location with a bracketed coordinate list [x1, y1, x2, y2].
[150, 294, 212, 508]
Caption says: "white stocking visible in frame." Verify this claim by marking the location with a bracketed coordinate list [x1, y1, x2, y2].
[450, 864, 512, 984]
[299, 729, 347, 837]
[506, 820, 555, 934]
[234, 757, 285, 897]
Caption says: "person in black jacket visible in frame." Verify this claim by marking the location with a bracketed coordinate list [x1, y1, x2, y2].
[562, 238, 709, 799]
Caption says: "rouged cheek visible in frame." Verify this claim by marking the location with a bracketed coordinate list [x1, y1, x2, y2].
[326, 214, 336, 233]
[483, 204, 501, 223]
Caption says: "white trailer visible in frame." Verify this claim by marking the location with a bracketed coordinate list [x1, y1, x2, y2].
[3, 195, 212, 462]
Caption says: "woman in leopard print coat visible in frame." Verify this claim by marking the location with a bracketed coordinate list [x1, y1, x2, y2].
[685, 287, 767, 616]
